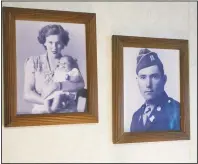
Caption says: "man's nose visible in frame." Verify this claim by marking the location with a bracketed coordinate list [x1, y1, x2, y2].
[146, 77, 152, 88]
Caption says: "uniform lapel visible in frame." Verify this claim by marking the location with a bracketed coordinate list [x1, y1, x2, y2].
[137, 105, 147, 131]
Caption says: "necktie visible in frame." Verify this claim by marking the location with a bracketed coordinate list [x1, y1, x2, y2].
[143, 107, 151, 126]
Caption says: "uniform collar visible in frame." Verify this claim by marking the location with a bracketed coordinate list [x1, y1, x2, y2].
[143, 91, 169, 108]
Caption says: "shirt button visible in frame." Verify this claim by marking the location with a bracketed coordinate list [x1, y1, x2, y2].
[168, 100, 171, 103]
[157, 106, 161, 111]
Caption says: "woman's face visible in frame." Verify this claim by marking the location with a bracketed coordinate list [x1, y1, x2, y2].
[44, 34, 64, 56]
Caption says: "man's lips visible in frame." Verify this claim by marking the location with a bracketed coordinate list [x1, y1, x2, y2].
[52, 50, 57, 53]
[144, 91, 154, 93]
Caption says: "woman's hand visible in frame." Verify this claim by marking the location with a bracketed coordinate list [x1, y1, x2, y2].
[42, 82, 61, 99]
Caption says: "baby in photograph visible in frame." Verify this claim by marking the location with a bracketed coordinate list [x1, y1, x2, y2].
[44, 55, 81, 113]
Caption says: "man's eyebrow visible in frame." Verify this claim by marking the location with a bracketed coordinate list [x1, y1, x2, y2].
[151, 73, 161, 76]
[138, 73, 160, 76]
[138, 74, 146, 76]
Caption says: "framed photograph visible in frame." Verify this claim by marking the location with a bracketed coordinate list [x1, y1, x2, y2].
[3, 7, 98, 127]
[112, 35, 190, 144]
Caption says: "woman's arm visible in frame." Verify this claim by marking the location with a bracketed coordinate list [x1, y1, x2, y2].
[24, 89, 44, 105]
[23, 58, 44, 105]
[23, 74, 44, 105]
[61, 79, 85, 92]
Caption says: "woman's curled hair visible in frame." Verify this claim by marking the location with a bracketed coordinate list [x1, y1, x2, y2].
[37, 24, 70, 46]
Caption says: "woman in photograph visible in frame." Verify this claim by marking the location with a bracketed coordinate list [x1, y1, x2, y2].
[23, 24, 85, 114]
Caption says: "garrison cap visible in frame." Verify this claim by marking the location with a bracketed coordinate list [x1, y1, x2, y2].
[136, 48, 164, 75]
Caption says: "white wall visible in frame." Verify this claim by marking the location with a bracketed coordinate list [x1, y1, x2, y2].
[2, 2, 197, 163]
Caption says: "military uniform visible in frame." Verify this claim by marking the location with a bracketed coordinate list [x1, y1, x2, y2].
[130, 92, 180, 132]
[130, 48, 181, 132]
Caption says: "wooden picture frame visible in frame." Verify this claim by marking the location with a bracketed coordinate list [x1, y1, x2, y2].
[112, 35, 190, 144]
[3, 7, 98, 127]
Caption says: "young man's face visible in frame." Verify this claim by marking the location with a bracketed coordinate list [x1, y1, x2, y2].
[137, 65, 166, 101]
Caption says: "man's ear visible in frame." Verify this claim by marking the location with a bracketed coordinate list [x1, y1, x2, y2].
[136, 76, 139, 84]
[163, 74, 167, 84]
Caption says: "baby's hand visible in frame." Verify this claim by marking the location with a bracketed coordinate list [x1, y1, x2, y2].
[65, 74, 70, 80]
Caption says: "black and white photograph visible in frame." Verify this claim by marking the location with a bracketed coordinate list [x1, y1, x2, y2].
[123, 47, 181, 133]
[16, 20, 87, 115]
